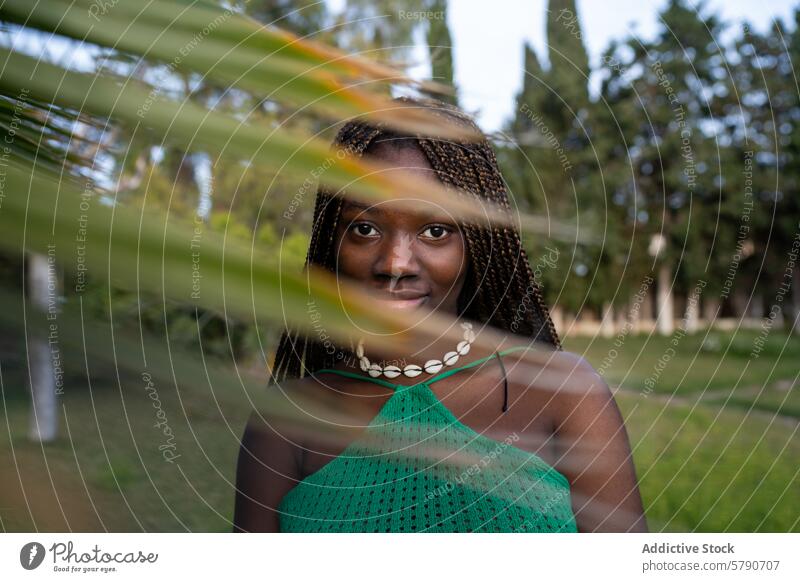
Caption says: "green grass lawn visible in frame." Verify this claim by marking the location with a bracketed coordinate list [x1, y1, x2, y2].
[565, 327, 799, 532]
[1, 311, 798, 532]
[564, 327, 800, 396]
[0, 297, 263, 532]
[716, 383, 800, 419]
[615, 392, 798, 532]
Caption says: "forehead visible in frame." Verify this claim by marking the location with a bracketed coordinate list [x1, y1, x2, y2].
[365, 139, 431, 166]
[339, 198, 454, 222]
[340, 140, 452, 221]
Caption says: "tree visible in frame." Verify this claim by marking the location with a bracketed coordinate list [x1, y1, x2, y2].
[725, 14, 800, 334]
[503, 0, 637, 330]
[598, 0, 730, 334]
[425, 0, 458, 105]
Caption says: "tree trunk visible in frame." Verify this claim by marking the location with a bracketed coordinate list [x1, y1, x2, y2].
[600, 301, 615, 338]
[639, 287, 654, 333]
[656, 263, 674, 335]
[731, 287, 749, 321]
[749, 292, 764, 320]
[771, 303, 785, 328]
[27, 251, 59, 442]
[629, 294, 643, 332]
[616, 302, 629, 332]
[703, 295, 720, 326]
[684, 287, 701, 334]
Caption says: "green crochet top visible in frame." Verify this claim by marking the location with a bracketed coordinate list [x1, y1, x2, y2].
[278, 345, 577, 533]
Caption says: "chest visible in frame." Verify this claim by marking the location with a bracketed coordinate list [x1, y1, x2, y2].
[300, 370, 558, 478]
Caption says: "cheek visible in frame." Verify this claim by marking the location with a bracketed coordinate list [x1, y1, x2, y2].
[429, 237, 467, 292]
[333, 230, 367, 277]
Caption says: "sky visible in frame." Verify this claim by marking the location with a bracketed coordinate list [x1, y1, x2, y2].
[449, 0, 798, 131]
[329, 0, 798, 133]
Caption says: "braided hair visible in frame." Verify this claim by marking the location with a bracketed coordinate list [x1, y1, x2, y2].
[270, 96, 561, 383]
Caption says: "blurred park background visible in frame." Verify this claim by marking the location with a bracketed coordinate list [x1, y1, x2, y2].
[0, 0, 798, 532]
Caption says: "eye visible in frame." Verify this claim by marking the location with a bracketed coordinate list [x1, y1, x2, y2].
[420, 224, 452, 240]
[349, 222, 379, 238]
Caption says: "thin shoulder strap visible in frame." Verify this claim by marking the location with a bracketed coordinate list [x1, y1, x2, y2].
[314, 345, 536, 391]
[496, 349, 509, 413]
[424, 345, 534, 385]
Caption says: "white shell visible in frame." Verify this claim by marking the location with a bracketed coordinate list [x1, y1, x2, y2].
[403, 364, 423, 378]
[383, 365, 401, 379]
[465, 329, 476, 342]
[456, 340, 470, 356]
[461, 321, 473, 330]
[356, 341, 364, 358]
[424, 359, 443, 374]
[368, 363, 382, 378]
[443, 351, 459, 366]
[359, 357, 370, 371]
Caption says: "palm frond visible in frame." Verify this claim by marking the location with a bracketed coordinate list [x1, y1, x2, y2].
[0, 0, 465, 139]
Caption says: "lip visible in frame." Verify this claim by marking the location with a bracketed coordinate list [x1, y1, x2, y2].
[370, 291, 430, 310]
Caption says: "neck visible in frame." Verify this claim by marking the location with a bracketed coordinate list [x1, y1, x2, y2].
[331, 329, 518, 386]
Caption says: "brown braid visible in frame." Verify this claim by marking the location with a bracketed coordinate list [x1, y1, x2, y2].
[270, 96, 561, 385]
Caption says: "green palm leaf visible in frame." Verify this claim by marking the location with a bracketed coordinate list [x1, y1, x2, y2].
[0, 0, 463, 139]
[0, 45, 584, 239]
[0, 0, 587, 366]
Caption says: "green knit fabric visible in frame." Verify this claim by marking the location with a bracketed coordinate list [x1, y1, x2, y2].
[278, 346, 577, 533]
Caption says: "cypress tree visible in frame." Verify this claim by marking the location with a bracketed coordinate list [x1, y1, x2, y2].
[426, 0, 458, 105]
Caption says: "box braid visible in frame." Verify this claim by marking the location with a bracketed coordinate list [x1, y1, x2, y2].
[270, 97, 561, 385]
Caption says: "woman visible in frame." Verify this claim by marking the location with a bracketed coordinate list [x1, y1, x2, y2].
[233, 97, 647, 533]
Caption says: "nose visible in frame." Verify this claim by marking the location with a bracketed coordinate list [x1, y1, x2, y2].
[373, 231, 419, 287]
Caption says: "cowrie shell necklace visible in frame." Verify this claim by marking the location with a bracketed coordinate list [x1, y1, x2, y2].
[356, 322, 476, 379]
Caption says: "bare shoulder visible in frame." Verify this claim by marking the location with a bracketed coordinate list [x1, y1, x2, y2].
[502, 346, 614, 410]
[502, 345, 605, 384]
[552, 349, 609, 391]
[234, 374, 328, 532]
[499, 346, 646, 532]
[543, 350, 623, 434]
[236, 374, 331, 493]
[245, 373, 333, 440]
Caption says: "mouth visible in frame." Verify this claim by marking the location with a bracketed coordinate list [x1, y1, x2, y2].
[370, 291, 430, 310]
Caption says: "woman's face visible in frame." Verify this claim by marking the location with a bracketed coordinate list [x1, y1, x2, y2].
[334, 141, 468, 315]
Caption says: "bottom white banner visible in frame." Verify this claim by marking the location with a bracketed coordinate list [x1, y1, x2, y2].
[1, 533, 797, 581]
